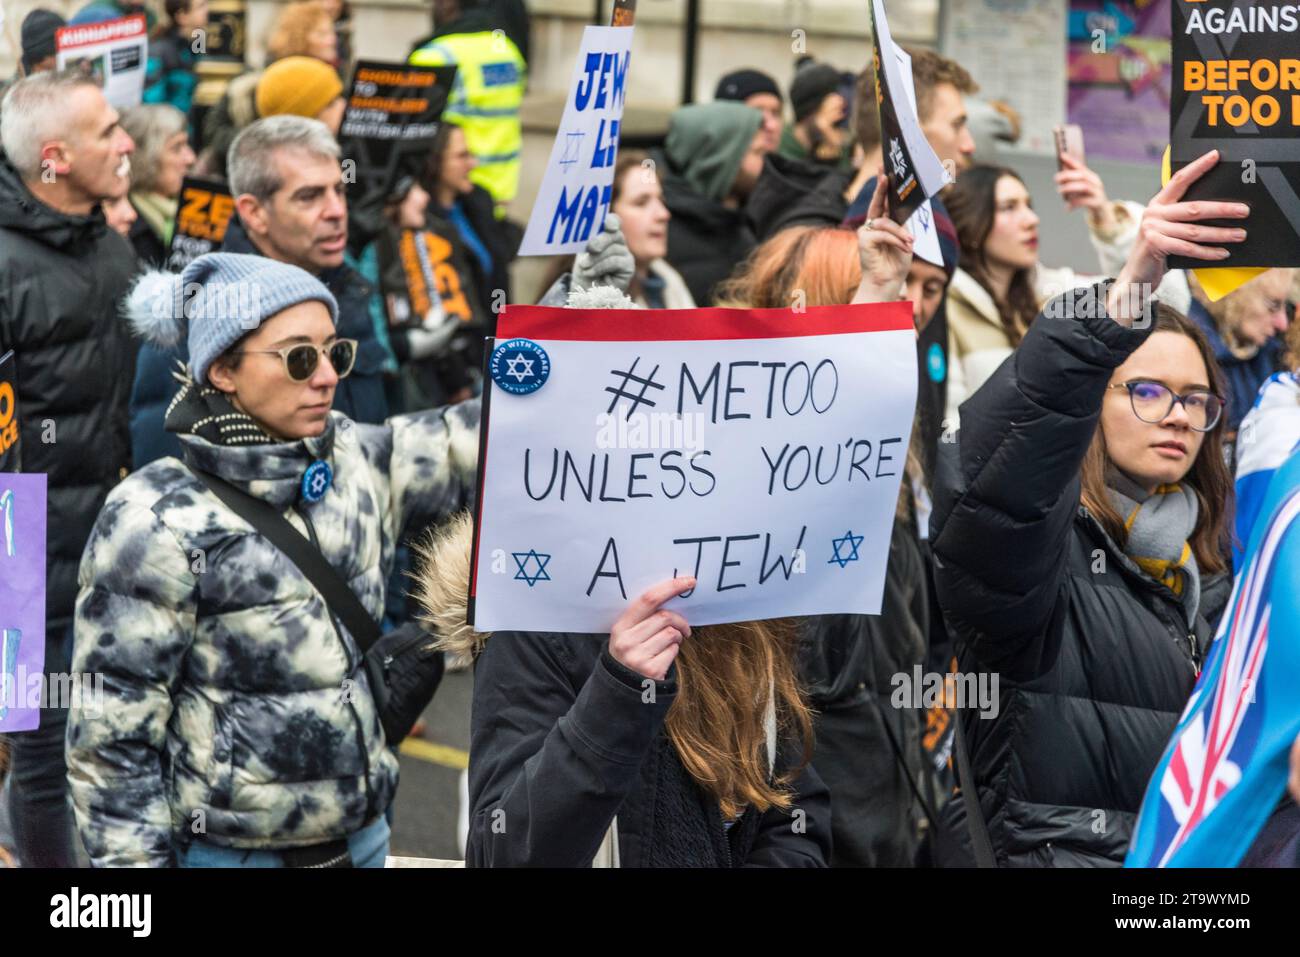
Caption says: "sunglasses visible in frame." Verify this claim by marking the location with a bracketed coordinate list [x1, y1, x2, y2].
[1108, 379, 1224, 433]
[233, 339, 357, 382]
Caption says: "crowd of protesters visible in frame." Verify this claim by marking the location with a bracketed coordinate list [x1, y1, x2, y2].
[2, 0, 1300, 870]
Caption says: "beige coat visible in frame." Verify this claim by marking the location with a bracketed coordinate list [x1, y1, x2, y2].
[944, 201, 1192, 427]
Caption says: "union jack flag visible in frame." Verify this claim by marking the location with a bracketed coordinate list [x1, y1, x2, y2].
[1128, 452, 1300, 867]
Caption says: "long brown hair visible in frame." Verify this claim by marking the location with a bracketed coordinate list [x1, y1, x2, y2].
[668, 619, 813, 819]
[1079, 304, 1233, 574]
[944, 165, 1039, 347]
[413, 513, 815, 821]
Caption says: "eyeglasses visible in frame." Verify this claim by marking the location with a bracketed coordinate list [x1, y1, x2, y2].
[233, 339, 357, 382]
[1107, 380, 1223, 432]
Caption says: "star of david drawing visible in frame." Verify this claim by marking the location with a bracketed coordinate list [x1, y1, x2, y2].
[513, 550, 552, 587]
[559, 131, 585, 168]
[308, 471, 329, 496]
[504, 353, 535, 382]
[828, 531, 864, 568]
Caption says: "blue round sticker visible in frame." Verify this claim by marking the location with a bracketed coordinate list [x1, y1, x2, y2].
[490, 338, 551, 395]
[301, 459, 333, 503]
[927, 342, 947, 383]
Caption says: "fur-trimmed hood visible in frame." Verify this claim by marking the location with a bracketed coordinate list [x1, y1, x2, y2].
[413, 511, 486, 668]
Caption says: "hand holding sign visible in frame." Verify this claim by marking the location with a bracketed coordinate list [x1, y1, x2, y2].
[573, 213, 635, 292]
[1107, 149, 1250, 324]
[855, 174, 914, 304]
[609, 576, 695, 681]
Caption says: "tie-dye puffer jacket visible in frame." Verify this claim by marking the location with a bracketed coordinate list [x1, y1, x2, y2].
[66, 401, 479, 867]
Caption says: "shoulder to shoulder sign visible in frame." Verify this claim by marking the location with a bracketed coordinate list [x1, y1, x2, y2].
[468, 302, 918, 633]
[340, 61, 457, 203]
[871, 0, 950, 225]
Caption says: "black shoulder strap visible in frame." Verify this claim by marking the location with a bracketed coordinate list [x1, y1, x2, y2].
[868, 691, 941, 835]
[190, 467, 384, 654]
[953, 706, 998, 868]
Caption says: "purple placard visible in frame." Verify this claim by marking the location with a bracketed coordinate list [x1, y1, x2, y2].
[0, 472, 47, 732]
[1067, 0, 1172, 165]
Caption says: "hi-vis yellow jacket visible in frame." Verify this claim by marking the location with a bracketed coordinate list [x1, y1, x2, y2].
[411, 31, 526, 205]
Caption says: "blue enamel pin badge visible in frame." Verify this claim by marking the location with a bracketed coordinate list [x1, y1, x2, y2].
[301, 459, 333, 503]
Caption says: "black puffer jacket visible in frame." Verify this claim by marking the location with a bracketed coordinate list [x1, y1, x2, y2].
[931, 285, 1230, 867]
[460, 631, 831, 867]
[0, 155, 137, 640]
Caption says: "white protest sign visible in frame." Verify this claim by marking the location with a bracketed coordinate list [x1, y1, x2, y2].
[872, 0, 950, 224]
[893, 43, 944, 270]
[469, 303, 918, 634]
[518, 26, 633, 257]
[56, 15, 148, 109]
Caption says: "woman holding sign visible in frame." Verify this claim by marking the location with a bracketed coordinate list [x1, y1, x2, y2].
[418, 513, 831, 868]
[930, 150, 1245, 867]
[716, 179, 957, 866]
[415, 281, 832, 868]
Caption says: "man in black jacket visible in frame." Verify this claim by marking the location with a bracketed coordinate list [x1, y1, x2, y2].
[0, 70, 138, 867]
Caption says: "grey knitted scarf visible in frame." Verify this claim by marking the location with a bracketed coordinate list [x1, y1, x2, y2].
[1107, 468, 1201, 626]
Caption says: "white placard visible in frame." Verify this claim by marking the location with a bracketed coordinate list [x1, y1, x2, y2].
[469, 303, 919, 634]
[893, 43, 944, 269]
[874, 0, 951, 207]
[518, 26, 634, 256]
[55, 14, 148, 109]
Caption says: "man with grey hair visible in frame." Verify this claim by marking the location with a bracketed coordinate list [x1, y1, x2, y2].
[0, 70, 137, 867]
[222, 115, 389, 423]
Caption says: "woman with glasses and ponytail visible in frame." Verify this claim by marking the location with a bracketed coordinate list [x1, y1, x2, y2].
[66, 252, 479, 867]
[930, 150, 1242, 867]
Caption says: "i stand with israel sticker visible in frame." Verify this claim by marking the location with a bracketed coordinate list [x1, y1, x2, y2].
[301, 459, 333, 503]
[490, 338, 551, 395]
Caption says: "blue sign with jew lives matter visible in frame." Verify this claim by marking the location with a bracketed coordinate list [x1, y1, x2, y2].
[468, 302, 918, 634]
[518, 26, 634, 256]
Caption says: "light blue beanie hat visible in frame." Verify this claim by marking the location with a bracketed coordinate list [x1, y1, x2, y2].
[126, 252, 340, 386]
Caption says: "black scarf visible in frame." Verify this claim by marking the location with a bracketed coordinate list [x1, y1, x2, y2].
[163, 363, 275, 447]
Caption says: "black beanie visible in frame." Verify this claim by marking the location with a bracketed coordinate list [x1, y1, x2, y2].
[789, 63, 841, 122]
[714, 69, 782, 104]
[21, 9, 66, 73]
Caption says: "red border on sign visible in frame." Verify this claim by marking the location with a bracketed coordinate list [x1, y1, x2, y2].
[496, 301, 913, 341]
